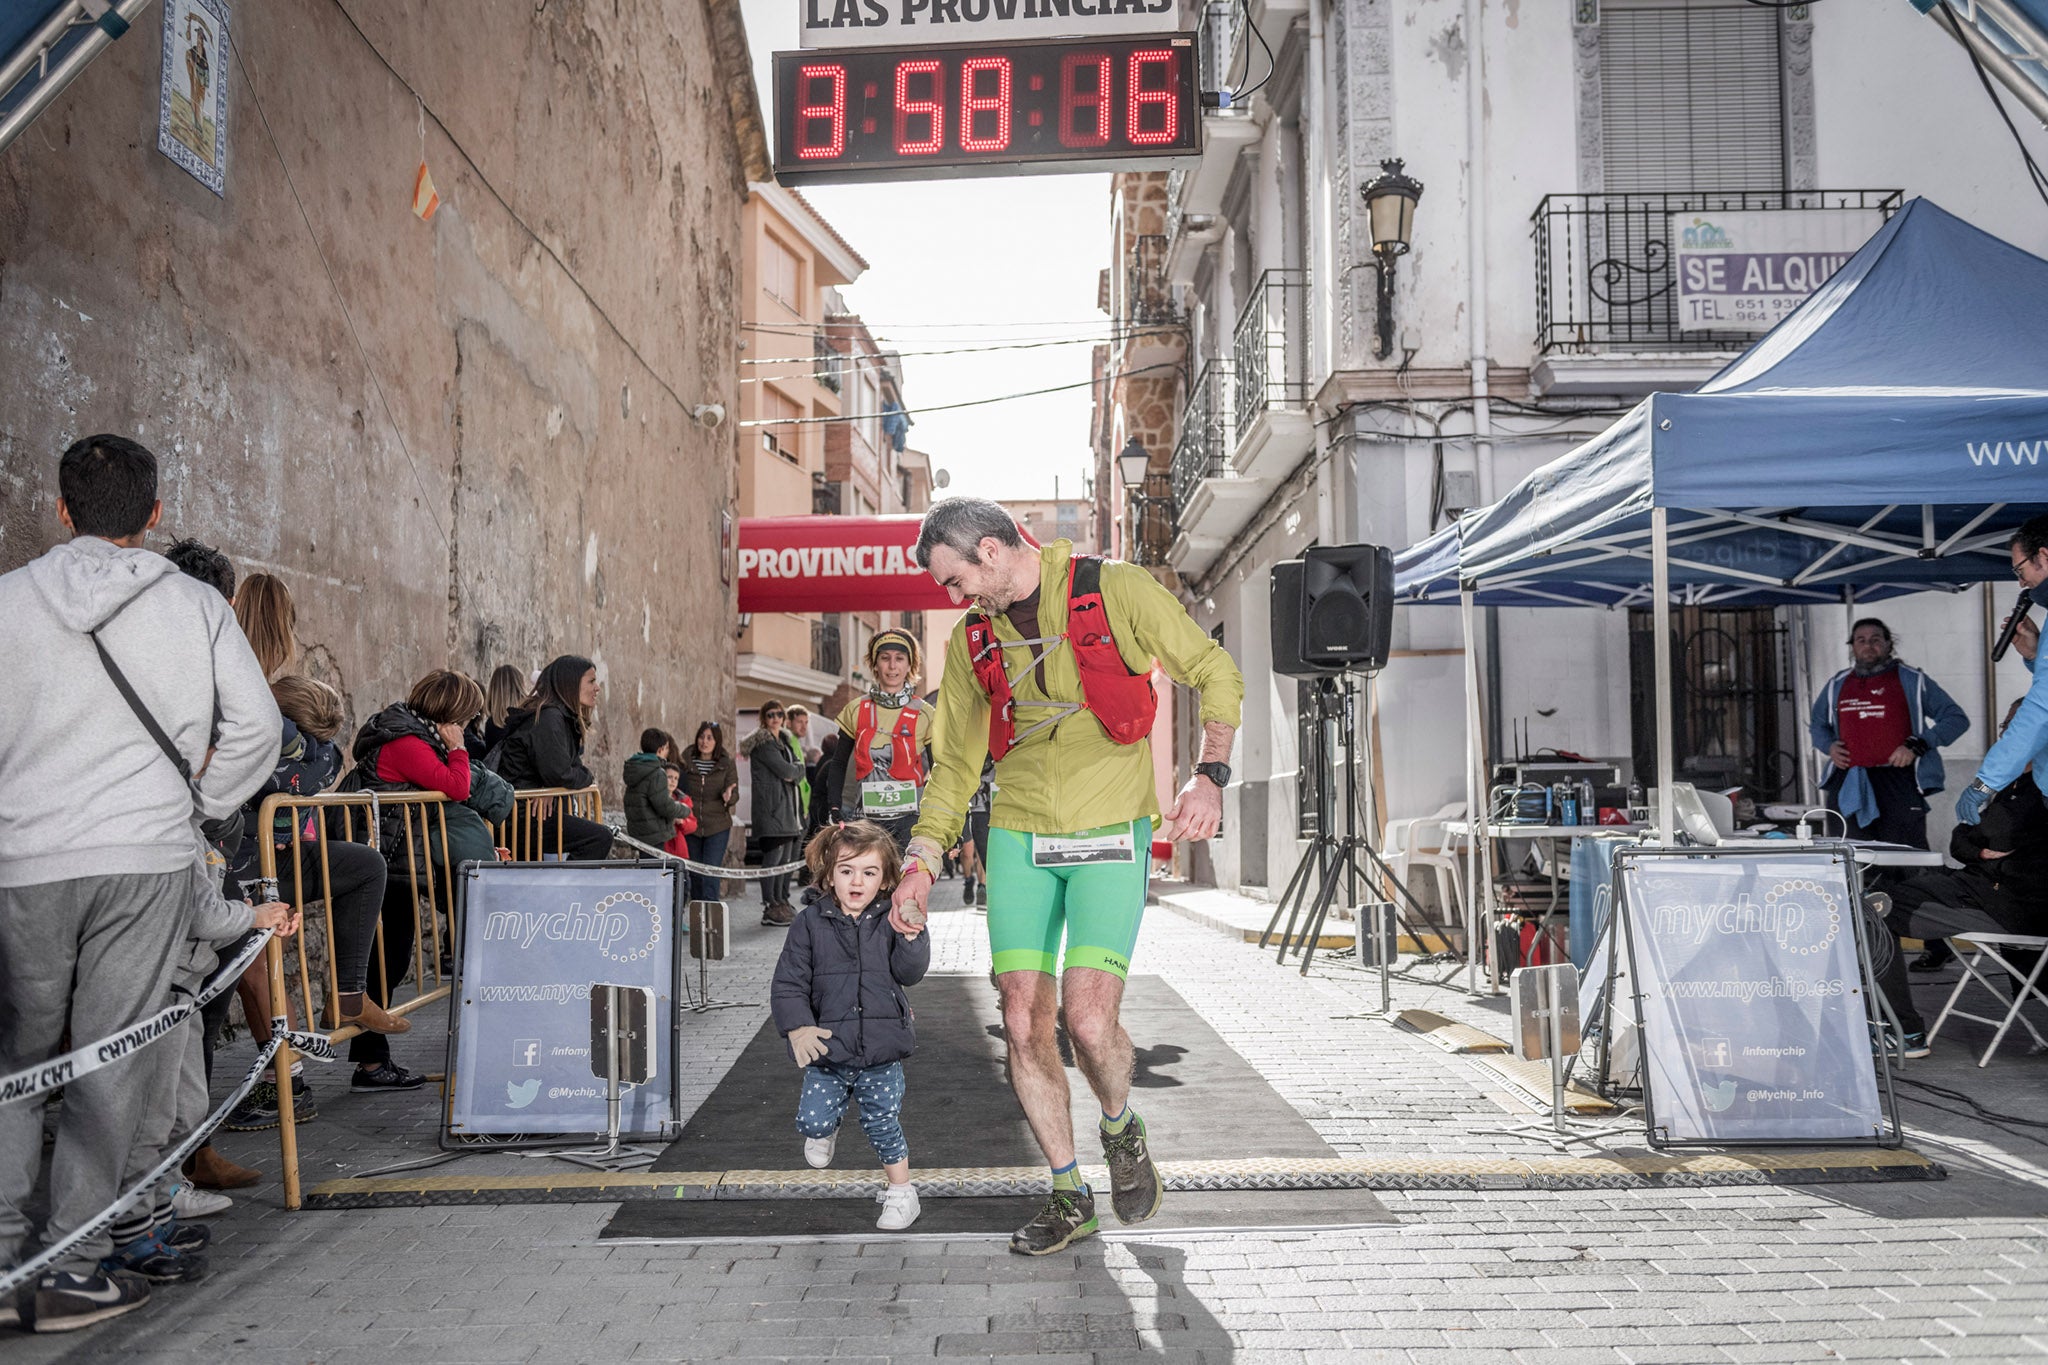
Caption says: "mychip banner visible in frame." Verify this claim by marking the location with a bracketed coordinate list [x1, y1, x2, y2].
[1615, 847, 1894, 1147]
[448, 863, 680, 1138]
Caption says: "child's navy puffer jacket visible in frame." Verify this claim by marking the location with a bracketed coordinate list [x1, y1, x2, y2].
[770, 891, 930, 1069]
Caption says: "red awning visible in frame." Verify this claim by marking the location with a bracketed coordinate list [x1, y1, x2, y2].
[738, 515, 954, 613]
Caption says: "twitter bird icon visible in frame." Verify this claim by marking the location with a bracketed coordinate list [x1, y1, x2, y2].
[506, 1078, 541, 1109]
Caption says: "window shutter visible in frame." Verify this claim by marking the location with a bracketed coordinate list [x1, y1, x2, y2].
[1600, 3, 1785, 193]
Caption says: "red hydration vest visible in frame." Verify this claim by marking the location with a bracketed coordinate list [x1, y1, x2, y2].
[853, 698, 926, 783]
[964, 556, 1157, 761]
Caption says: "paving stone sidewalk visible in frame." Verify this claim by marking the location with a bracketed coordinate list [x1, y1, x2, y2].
[11, 876, 2048, 1363]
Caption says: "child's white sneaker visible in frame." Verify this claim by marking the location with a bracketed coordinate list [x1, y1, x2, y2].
[803, 1132, 838, 1169]
[876, 1182, 920, 1231]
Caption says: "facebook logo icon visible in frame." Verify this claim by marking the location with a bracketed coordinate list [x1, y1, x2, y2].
[514, 1039, 543, 1068]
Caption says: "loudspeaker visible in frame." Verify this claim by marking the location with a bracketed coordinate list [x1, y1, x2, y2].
[1270, 559, 1339, 678]
[1300, 543, 1394, 671]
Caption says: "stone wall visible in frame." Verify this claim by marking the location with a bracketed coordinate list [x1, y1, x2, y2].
[0, 0, 752, 799]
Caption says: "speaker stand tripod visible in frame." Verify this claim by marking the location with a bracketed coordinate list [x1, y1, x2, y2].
[1260, 673, 1440, 976]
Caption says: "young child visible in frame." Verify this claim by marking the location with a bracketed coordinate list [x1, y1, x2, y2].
[770, 820, 930, 1230]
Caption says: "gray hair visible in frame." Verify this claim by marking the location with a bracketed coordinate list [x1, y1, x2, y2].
[914, 497, 1023, 568]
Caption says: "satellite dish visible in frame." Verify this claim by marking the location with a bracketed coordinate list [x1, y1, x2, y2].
[933, 469, 952, 489]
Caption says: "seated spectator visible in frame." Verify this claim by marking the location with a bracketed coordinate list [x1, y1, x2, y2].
[472, 663, 527, 763]
[625, 728, 694, 848]
[342, 669, 513, 1089]
[225, 672, 408, 1133]
[486, 654, 614, 861]
[1871, 770, 2048, 1057]
[680, 721, 739, 904]
[0, 434, 278, 1333]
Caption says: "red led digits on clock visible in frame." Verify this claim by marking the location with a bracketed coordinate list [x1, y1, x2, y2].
[1057, 52, 1111, 150]
[794, 64, 847, 159]
[960, 58, 1012, 152]
[894, 59, 944, 155]
[1126, 50, 1177, 146]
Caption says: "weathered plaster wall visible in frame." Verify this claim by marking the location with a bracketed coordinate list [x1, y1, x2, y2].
[0, 0, 747, 798]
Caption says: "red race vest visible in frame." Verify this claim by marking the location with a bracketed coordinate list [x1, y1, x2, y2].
[964, 556, 1157, 760]
[853, 698, 925, 783]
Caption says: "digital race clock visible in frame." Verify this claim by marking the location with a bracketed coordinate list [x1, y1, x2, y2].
[772, 34, 1201, 184]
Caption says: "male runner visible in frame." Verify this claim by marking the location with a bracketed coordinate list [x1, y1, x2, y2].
[889, 497, 1242, 1255]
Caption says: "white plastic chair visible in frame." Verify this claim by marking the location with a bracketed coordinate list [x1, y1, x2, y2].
[1926, 931, 2048, 1067]
[1386, 801, 1466, 925]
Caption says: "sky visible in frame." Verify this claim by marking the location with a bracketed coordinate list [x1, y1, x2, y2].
[738, 0, 1111, 505]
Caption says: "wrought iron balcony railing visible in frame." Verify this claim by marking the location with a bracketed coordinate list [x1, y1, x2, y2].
[810, 620, 843, 676]
[1232, 268, 1310, 423]
[1171, 359, 1236, 514]
[814, 331, 844, 392]
[1126, 233, 1178, 325]
[1531, 189, 1902, 354]
[811, 472, 841, 516]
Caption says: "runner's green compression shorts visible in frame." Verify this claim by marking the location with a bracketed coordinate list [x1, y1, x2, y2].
[984, 818, 1152, 979]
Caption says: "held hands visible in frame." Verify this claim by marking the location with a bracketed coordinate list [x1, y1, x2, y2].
[1828, 741, 1852, 771]
[1160, 776, 1224, 842]
[888, 838, 941, 936]
[250, 902, 301, 938]
[788, 1025, 833, 1067]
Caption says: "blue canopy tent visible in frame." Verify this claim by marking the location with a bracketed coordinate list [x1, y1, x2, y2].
[1392, 200, 2048, 988]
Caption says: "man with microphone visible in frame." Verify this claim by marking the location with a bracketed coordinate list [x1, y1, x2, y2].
[1955, 516, 2048, 826]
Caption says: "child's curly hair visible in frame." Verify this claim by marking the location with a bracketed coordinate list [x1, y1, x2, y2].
[804, 820, 903, 891]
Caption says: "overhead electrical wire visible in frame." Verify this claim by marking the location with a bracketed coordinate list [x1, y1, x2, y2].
[739, 363, 1180, 427]
[740, 331, 1160, 365]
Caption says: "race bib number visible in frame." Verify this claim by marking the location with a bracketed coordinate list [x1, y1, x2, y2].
[1032, 823, 1137, 867]
[861, 780, 920, 817]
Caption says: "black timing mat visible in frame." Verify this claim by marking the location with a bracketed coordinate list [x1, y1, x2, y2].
[601, 973, 1390, 1239]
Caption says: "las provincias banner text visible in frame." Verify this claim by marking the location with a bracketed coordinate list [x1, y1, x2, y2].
[737, 515, 1040, 614]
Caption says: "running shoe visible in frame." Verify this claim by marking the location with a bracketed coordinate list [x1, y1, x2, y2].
[1101, 1112, 1164, 1224]
[224, 1078, 317, 1132]
[351, 1062, 427, 1091]
[803, 1131, 838, 1169]
[876, 1183, 921, 1230]
[1009, 1186, 1098, 1256]
[31, 1270, 149, 1334]
[163, 1217, 212, 1251]
[101, 1229, 207, 1283]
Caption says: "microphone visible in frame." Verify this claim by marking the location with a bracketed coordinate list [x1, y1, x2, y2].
[1992, 587, 2035, 663]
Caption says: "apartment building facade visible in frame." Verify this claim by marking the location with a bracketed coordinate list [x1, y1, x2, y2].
[1101, 0, 2048, 895]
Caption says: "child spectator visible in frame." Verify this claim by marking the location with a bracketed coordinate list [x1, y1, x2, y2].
[625, 728, 694, 848]
[660, 760, 698, 860]
[770, 821, 930, 1231]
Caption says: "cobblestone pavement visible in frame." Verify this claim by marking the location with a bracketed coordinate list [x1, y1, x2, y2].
[12, 875, 2048, 1363]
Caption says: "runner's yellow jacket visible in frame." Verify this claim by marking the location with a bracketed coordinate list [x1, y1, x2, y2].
[910, 539, 1243, 846]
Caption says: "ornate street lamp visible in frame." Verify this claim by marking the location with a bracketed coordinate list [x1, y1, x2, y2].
[1360, 158, 1424, 360]
[1116, 435, 1165, 565]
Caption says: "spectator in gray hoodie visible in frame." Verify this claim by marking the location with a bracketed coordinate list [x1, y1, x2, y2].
[0, 435, 280, 1334]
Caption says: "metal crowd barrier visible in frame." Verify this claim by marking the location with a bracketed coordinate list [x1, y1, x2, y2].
[258, 785, 604, 1209]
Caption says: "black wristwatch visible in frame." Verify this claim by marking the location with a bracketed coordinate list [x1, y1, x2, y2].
[1193, 761, 1231, 789]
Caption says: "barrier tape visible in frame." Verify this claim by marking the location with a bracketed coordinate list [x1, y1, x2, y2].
[0, 927, 279, 1109]
[607, 826, 807, 879]
[0, 1012, 333, 1296]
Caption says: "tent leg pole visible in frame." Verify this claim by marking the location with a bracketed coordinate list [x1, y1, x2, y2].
[1652, 507, 1676, 841]
[1462, 589, 1481, 996]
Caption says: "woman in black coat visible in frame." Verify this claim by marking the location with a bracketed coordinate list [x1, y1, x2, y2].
[486, 655, 613, 861]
